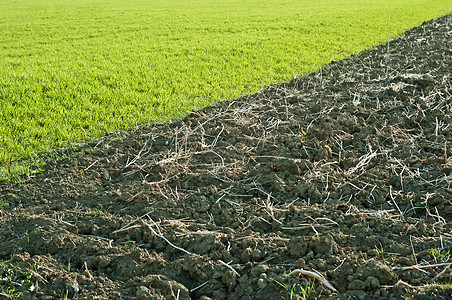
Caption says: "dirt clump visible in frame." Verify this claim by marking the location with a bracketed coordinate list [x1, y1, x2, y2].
[1, 13, 451, 300]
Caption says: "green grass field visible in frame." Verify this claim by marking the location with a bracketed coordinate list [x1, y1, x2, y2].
[0, 0, 451, 170]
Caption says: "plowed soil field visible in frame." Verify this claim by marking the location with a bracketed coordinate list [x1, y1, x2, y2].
[1, 13, 451, 300]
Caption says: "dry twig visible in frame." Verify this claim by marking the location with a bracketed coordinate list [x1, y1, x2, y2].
[289, 268, 337, 292]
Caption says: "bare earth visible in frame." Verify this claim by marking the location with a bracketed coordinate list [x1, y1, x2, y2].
[1, 14, 451, 300]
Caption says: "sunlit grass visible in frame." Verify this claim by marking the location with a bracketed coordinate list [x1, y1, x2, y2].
[1, 0, 450, 167]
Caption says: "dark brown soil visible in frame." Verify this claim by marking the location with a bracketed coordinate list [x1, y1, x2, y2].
[1, 13, 451, 300]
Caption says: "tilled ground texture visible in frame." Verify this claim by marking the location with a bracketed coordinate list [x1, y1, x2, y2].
[1, 14, 451, 300]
